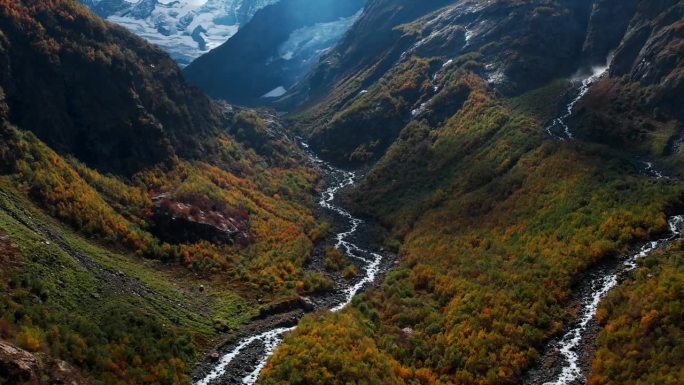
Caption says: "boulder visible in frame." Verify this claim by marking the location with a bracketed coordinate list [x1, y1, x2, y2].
[207, 351, 220, 362]
[255, 296, 317, 319]
[0, 341, 38, 384]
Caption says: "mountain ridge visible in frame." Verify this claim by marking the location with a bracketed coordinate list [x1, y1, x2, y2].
[0, 2, 327, 383]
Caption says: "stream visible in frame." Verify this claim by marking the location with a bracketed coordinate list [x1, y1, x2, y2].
[530, 61, 682, 384]
[525, 215, 683, 385]
[195, 144, 386, 385]
[545, 65, 609, 140]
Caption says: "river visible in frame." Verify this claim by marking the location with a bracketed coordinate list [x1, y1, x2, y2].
[195, 144, 387, 385]
[545, 65, 609, 140]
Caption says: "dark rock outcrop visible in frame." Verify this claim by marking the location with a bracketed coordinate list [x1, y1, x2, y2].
[573, 0, 684, 152]
[254, 296, 316, 320]
[0, 341, 87, 385]
[581, 0, 639, 65]
[150, 196, 249, 245]
[610, 0, 684, 116]
[0, 341, 38, 384]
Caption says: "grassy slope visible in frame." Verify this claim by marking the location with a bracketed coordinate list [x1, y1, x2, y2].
[0, 177, 247, 384]
[259, 72, 684, 385]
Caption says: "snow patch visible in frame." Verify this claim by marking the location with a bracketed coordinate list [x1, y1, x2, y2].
[262, 86, 287, 98]
[277, 10, 362, 61]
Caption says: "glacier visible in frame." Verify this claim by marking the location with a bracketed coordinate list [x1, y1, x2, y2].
[80, 0, 279, 66]
[273, 10, 362, 92]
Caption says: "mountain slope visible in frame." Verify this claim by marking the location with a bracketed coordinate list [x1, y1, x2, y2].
[0, 0, 226, 176]
[1, 1, 683, 384]
[574, 0, 684, 162]
[259, 1, 684, 384]
[589, 240, 684, 385]
[285, 0, 600, 165]
[183, 0, 366, 105]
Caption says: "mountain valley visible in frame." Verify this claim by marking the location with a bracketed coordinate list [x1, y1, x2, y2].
[0, 1, 683, 385]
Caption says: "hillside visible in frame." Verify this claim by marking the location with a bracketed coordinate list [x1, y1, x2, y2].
[0, 1, 326, 383]
[0, 0, 227, 176]
[283, 0, 684, 168]
[259, 1, 684, 384]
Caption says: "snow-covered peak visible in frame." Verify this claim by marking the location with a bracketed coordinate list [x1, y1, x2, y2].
[80, 0, 279, 66]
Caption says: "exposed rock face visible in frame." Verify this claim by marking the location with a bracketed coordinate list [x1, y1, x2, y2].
[610, 0, 684, 116]
[404, 0, 593, 94]
[581, 0, 639, 65]
[573, 0, 684, 152]
[0, 341, 38, 384]
[150, 196, 249, 245]
[0, 341, 87, 384]
[50, 360, 88, 385]
[254, 296, 316, 320]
